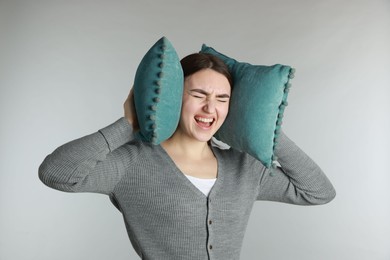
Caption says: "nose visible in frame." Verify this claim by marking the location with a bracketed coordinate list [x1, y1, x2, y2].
[203, 99, 216, 114]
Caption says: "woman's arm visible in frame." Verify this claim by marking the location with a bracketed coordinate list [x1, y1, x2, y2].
[257, 131, 336, 205]
[38, 118, 134, 194]
[39, 89, 139, 194]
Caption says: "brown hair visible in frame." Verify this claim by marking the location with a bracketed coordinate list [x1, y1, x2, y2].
[180, 53, 233, 88]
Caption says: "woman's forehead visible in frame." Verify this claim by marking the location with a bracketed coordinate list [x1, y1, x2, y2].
[184, 69, 231, 94]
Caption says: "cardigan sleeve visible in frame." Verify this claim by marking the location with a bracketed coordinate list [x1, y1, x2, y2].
[38, 117, 134, 195]
[256, 131, 336, 205]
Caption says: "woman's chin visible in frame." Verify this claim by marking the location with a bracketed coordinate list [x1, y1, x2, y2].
[192, 129, 218, 143]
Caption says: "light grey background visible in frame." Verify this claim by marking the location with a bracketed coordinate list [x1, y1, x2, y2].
[1, 0, 389, 259]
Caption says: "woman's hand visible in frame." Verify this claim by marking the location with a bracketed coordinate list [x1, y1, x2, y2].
[123, 88, 140, 131]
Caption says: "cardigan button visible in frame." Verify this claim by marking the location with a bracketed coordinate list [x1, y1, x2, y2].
[209, 220, 212, 225]
[209, 245, 213, 250]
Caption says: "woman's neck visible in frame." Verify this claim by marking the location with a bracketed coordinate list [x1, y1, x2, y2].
[161, 132, 213, 160]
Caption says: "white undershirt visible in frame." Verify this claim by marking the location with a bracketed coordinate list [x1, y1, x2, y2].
[184, 175, 217, 196]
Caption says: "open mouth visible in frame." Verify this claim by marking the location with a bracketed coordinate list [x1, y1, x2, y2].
[195, 116, 215, 128]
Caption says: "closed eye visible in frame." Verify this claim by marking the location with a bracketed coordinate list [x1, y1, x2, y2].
[217, 98, 229, 103]
[191, 93, 206, 99]
[188, 89, 206, 99]
[216, 94, 230, 103]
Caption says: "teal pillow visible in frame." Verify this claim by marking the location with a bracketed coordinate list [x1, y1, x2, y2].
[200, 44, 294, 168]
[133, 37, 184, 144]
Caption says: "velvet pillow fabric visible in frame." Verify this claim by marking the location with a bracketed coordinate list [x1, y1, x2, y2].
[200, 44, 294, 168]
[133, 37, 184, 144]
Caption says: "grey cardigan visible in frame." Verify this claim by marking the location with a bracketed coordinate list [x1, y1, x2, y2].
[39, 117, 336, 260]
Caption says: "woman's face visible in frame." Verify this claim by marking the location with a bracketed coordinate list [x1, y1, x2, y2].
[176, 68, 231, 142]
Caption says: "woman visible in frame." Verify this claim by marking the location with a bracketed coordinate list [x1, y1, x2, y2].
[39, 53, 336, 260]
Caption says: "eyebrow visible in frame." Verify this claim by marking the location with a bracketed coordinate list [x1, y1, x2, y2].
[189, 89, 230, 98]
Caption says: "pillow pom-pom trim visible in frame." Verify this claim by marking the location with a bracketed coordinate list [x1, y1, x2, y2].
[271, 67, 295, 168]
[145, 43, 168, 145]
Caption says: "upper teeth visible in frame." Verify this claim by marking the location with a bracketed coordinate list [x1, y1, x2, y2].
[196, 117, 213, 123]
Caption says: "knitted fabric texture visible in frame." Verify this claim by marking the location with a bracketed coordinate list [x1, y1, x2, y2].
[39, 118, 336, 260]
